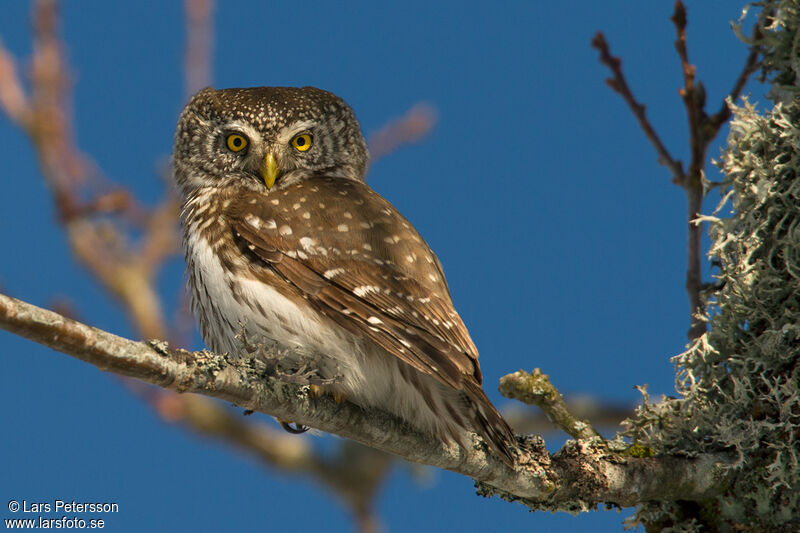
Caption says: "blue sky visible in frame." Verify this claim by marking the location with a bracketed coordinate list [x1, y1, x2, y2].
[1, 2, 763, 531]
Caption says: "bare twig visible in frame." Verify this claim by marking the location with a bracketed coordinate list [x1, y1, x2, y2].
[1, 4, 396, 530]
[670, 1, 707, 341]
[499, 369, 603, 441]
[367, 103, 437, 163]
[184, 0, 214, 98]
[0, 40, 32, 126]
[594, 2, 760, 341]
[0, 0, 172, 339]
[0, 292, 735, 510]
[590, 32, 686, 183]
[707, 33, 760, 133]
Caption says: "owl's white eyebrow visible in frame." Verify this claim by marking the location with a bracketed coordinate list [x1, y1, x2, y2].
[278, 120, 316, 142]
[225, 121, 260, 137]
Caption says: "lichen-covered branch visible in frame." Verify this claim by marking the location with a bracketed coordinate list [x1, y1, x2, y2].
[621, 5, 800, 529]
[499, 369, 602, 441]
[0, 292, 734, 509]
[625, 96, 800, 532]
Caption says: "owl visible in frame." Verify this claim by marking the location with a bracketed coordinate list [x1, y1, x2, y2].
[173, 86, 516, 465]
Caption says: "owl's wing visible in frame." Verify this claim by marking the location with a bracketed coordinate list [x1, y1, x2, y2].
[227, 178, 482, 389]
[227, 178, 515, 464]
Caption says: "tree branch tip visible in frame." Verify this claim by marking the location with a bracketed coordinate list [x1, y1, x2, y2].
[671, 0, 687, 30]
[590, 31, 608, 51]
[499, 369, 604, 442]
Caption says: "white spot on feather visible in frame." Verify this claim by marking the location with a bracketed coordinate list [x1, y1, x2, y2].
[279, 225, 293, 236]
[299, 237, 316, 251]
[323, 268, 345, 279]
[353, 285, 380, 297]
[245, 215, 261, 229]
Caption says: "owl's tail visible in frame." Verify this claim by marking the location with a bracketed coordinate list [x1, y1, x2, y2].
[463, 380, 517, 467]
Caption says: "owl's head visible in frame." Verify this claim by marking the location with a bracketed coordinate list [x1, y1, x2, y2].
[173, 86, 368, 197]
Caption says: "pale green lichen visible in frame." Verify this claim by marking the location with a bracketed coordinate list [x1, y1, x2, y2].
[624, 4, 800, 528]
[737, 0, 800, 98]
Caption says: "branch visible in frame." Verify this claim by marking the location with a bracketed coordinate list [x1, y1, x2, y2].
[0, 0, 175, 339]
[367, 103, 437, 164]
[184, 0, 214, 98]
[0, 292, 735, 510]
[499, 369, 603, 441]
[591, 32, 686, 183]
[2, 4, 393, 529]
[594, 2, 761, 341]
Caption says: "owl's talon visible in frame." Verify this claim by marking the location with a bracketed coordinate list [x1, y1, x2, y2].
[332, 391, 348, 414]
[278, 418, 309, 434]
[308, 384, 322, 407]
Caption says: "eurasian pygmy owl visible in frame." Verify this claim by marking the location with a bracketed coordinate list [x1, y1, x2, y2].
[173, 86, 515, 465]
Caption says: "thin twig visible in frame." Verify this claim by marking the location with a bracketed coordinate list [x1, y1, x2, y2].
[672, 1, 711, 341]
[2, 4, 396, 530]
[591, 32, 686, 184]
[184, 0, 214, 98]
[0, 0, 171, 338]
[367, 103, 437, 164]
[707, 31, 761, 135]
[594, 2, 760, 341]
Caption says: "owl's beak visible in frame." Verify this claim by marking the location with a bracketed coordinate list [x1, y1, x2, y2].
[262, 152, 279, 189]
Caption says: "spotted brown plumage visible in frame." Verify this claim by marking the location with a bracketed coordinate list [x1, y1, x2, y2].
[174, 86, 516, 465]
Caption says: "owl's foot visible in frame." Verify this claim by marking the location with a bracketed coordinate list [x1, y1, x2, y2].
[308, 385, 347, 409]
[278, 418, 309, 434]
[332, 390, 347, 405]
[308, 384, 323, 405]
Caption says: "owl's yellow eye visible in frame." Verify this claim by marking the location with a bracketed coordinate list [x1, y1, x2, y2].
[291, 133, 313, 152]
[226, 134, 248, 152]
